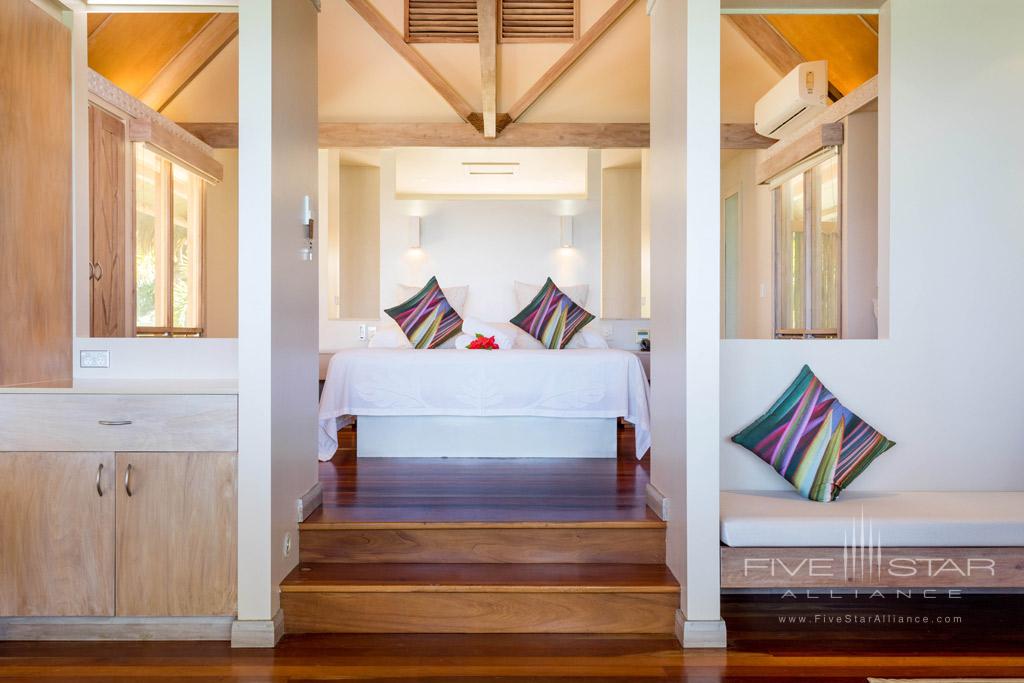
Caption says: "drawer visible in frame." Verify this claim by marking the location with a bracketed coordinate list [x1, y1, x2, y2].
[0, 394, 237, 452]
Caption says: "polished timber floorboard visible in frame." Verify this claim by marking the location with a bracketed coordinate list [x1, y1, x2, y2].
[4, 428, 1021, 679]
[3, 595, 1024, 681]
[306, 425, 663, 525]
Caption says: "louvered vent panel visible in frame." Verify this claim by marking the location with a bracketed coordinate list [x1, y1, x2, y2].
[500, 0, 576, 42]
[407, 0, 479, 43]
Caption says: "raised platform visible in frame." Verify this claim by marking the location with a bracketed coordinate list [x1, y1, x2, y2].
[285, 426, 677, 636]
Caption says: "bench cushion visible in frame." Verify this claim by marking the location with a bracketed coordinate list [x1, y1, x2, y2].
[721, 490, 1024, 547]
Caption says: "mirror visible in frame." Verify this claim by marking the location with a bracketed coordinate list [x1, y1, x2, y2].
[85, 12, 238, 338]
[600, 148, 650, 320]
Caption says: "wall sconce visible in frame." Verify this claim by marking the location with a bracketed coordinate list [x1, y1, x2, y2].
[559, 215, 574, 248]
[408, 216, 421, 249]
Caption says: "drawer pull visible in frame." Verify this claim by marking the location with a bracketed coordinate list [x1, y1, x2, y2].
[124, 464, 134, 497]
[96, 463, 104, 497]
[98, 420, 133, 426]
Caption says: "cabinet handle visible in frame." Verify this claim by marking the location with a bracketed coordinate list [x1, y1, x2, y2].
[98, 420, 132, 426]
[96, 463, 104, 497]
[124, 464, 133, 497]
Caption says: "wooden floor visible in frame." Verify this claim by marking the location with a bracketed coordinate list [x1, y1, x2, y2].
[4, 594, 1024, 681]
[307, 425, 662, 525]
[5, 427, 1023, 679]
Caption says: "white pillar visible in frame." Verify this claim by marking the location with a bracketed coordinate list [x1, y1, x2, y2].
[648, 0, 724, 648]
[235, 0, 320, 647]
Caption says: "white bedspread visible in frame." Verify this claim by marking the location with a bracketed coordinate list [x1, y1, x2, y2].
[318, 348, 651, 461]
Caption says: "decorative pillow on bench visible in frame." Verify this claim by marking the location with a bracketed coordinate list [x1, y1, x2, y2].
[731, 365, 896, 502]
[510, 277, 596, 350]
[385, 276, 464, 349]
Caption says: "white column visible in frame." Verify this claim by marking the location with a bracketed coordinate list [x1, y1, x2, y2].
[236, 0, 320, 647]
[648, 0, 724, 648]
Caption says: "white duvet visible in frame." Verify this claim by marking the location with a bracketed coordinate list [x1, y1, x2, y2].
[318, 348, 651, 461]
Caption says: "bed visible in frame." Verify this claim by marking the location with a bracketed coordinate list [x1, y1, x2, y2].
[317, 348, 651, 461]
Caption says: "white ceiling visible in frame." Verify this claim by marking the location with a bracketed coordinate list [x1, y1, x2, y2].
[394, 148, 589, 199]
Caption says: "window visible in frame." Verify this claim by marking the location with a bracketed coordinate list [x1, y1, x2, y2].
[773, 151, 841, 339]
[405, 0, 577, 43]
[134, 145, 205, 336]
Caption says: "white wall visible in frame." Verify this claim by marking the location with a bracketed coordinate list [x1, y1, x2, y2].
[649, 0, 722, 637]
[721, 0, 1024, 493]
[319, 149, 649, 351]
[205, 148, 239, 338]
[843, 111, 879, 340]
[237, 0, 319, 624]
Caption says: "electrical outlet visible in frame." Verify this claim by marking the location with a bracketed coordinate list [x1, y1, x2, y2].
[636, 329, 650, 345]
[760, 283, 768, 299]
[367, 325, 377, 339]
[80, 350, 109, 368]
[282, 532, 292, 558]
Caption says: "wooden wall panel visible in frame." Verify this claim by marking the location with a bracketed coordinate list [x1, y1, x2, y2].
[0, 0, 72, 387]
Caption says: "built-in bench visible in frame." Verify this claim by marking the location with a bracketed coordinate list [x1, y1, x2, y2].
[720, 491, 1024, 589]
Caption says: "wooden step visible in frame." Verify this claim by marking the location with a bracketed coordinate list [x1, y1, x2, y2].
[281, 563, 679, 634]
[299, 521, 666, 564]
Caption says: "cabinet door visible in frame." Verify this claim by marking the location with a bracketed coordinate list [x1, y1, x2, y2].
[89, 103, 128, 338]
[0, 452, 115, 616]
[115, 452, 236, 616]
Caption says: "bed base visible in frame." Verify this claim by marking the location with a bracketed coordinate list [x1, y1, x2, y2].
[357, 416, 618, 458]
[721, 545, 1024, 589]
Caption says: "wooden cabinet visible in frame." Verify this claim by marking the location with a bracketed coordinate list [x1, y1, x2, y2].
[0, 450, 235, 618]
[0, 452, 115, 617]
[115, 452, 236, 616]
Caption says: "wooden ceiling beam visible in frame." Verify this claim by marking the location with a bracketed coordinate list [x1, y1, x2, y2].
[506, 0, 636, 122]
[318, 122, 649, 147]
[727, 14, 844, 99]
[756, 121, 843, 185]
[346, 0, 477, 124]
[87, 13, 113, 43]
[180, 121, 773, 150]
[137, 13, 238, 113]
[477, 0, 498, 138]
[721, 123, 774, 149]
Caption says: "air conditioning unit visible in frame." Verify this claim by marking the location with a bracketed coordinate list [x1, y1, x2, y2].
[754, 61, 829, 139]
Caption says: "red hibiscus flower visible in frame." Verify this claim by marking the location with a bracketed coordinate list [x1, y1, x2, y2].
[467, 334, 499, 350]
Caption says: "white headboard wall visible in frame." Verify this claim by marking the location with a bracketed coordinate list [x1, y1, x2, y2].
[382, 149, 601, 323]
[320, 149, 632, 350]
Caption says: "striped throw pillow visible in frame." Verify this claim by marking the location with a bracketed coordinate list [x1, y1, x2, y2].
[731, 365, 896, 502]
[510, 278, 595, 350]
[385, 276, 464, 349]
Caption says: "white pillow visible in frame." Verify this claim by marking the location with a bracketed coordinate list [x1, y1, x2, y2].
[565, 328, 609, 350]
[367, 324, 412, 349]
[397, 283, 468, 316]
[514, 281, 589, 310]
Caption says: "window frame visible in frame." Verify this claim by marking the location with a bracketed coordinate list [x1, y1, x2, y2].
[132, 143, 206, 338]
[771, 148, 843, 340]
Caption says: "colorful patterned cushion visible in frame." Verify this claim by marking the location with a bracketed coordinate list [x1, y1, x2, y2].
[731, 365, 896, 502]
[509, 277, 596, 350]
[385, 276, 464, 349]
